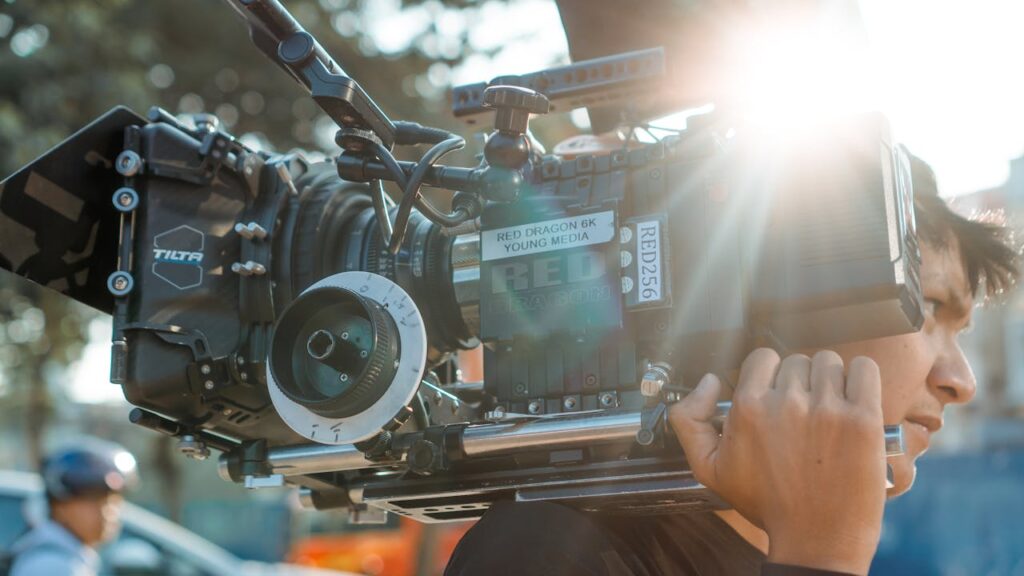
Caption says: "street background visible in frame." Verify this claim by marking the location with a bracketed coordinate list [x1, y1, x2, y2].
[1, 0, 1023, 574]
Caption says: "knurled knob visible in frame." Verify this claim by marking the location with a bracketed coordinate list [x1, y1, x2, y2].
[483, 86, 549, 134]
[192, 113, 219, 133]
[483, 85, 550, 114]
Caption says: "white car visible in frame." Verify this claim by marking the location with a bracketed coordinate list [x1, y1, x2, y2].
[0, 470, 355, 576]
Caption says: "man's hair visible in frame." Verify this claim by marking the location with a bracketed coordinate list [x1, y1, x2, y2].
[907, 150, 1020, 298]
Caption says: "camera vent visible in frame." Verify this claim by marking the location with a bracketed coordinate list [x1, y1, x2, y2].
[796, 206, 888, 267]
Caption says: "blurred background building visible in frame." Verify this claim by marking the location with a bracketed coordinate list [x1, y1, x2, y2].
[1, 0, 1022, 575]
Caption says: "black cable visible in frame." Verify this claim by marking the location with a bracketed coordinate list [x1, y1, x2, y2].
[412, 391, 431, 430]
[394, 121, 456, 146]
[623, 125, 640, 149]
[388, 136, 467, 253]
[368, 142, 411, 247]
[640, 125, 660, 142]
[370, 141, 410, 190]
[370, 179, 394, 245]
[414, 193, 471, 228]
[644, 123, 685, 134]
[368, 136, 477, 253]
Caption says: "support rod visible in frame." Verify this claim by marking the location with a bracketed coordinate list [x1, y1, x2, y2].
[258, 404, 904, 477]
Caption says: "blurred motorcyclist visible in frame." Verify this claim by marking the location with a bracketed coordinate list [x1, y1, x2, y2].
[8, 440, 138, 576]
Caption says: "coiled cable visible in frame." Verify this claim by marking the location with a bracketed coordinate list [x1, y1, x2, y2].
[368, 137, 476, 253]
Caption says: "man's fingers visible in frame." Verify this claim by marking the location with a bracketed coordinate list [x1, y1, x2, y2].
[845, 356, 882, 414]
[669, 373, 723, 485]
[775, 354, 811, 395]
[736, 348, 781, 398]
[810, 350, 845, 404]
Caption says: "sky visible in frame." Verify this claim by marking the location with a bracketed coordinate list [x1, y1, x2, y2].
[858, 0, 1024, 197]
[430, 0, 1024, 197]
[68, 0, 1024, 404]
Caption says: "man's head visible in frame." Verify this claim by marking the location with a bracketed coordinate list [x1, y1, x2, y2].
[42, 441, 138, 547]
[825, 151, 1018, 495]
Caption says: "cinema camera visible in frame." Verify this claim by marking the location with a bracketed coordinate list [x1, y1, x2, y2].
[0, 0, 917, 522]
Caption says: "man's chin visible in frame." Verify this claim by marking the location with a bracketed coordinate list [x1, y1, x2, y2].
[101, 522, 122, 544]
[885, 457, 917, 499]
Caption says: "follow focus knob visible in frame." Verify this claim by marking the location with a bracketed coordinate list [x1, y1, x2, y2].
[271, 285, 399, 419]
[267, 272, 428, 444]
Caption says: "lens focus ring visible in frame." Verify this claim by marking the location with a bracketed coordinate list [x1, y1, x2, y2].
[270, 286, 400, 420]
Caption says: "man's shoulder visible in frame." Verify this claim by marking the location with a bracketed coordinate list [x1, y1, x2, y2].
[445, 502, 765, 576]
[446, 501, 639, 576]
[10, 543, 88, 576]
[8, 522, 94, 576]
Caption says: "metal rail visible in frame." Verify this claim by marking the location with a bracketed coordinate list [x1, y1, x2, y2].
[259, 403, 904, 477]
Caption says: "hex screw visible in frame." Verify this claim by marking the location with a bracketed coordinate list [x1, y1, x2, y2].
[107, 272, 133, 296]
[115, 150, 142, 177]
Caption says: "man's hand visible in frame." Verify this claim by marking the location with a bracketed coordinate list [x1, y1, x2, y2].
[668, 349, 887, 575]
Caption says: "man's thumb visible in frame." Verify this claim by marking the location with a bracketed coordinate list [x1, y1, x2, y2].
[668, 373, 722, 485]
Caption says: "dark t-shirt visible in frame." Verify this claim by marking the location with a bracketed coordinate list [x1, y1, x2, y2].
[445, 501, 766, 575]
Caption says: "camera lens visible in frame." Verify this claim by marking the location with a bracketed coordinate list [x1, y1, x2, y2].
[269, 286, 400, 419]
[284, 163, 479, 364]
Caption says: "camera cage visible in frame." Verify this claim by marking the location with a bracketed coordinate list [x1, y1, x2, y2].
[0, 0, 918, 524]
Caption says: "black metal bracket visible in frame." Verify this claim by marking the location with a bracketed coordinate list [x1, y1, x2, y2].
[143, 109, 248, 186]
[635, 402, 668, 447]
[228, 0, 396, 150]
[407, 423, 467, 476]
[452, 48, 665, 124]
[128, 407, 240, 453]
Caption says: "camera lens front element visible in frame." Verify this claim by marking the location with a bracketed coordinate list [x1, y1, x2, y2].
[268, 272, 427, 444]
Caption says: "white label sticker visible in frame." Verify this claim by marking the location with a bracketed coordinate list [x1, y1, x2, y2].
[481, 211, 615, 261]
[636, 220, 662, 303]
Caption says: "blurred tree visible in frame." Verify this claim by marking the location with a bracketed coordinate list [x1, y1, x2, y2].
[1, 0, 578, 214]
[0, 0, 578, 176]
[151, 434, 184, 523]
[0, 271, 94, 467]
[0, 0, 576, 558]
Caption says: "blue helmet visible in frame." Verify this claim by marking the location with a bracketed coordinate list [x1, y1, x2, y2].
[41, 440, 138, 501]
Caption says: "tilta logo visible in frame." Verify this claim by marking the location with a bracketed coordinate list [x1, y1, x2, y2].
[152, 225, 205, 290]
[153, 249, 203, 264]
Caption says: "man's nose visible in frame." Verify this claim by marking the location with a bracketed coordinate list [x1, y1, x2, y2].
[928, 335, 976, 405]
